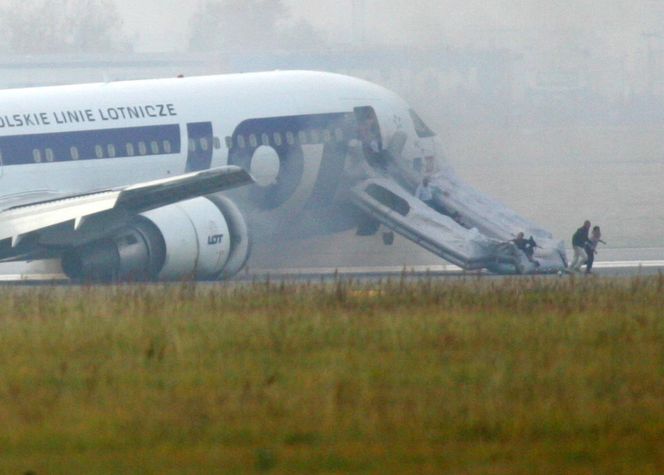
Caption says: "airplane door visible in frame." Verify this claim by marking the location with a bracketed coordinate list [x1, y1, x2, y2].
[353, 106, 382, 165]
[185, 122, 214, 172]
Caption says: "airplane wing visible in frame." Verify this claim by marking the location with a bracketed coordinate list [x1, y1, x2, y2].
[0, 166, 253, 247]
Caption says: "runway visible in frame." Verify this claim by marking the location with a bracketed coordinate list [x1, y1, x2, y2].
[241, 246, 664, 280]
[0, 251, 661, 284]
[239, 259, 664, 282]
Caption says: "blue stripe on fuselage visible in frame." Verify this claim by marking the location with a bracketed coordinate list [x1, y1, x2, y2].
[0, 124, 181, 166]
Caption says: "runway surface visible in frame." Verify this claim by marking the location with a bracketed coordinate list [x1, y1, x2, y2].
[238, 259, 664, 282]
[0, 256, 661, 284]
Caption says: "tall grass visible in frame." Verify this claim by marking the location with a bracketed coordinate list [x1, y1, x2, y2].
[0, 276, 663, 474]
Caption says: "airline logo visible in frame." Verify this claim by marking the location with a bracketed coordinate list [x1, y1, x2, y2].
[207, 234, 224, 245]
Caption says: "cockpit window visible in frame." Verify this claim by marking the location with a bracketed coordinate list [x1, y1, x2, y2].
[409, 109, 435, 138]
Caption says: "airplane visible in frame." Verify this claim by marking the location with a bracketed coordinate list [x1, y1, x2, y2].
[0, 70, 567, 281]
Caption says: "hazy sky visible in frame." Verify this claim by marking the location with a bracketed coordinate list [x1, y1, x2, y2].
[114, 0, 349, 51]
[113, 0, 664, 57]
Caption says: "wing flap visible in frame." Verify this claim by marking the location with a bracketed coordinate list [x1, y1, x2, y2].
[0, 191, 120, 245]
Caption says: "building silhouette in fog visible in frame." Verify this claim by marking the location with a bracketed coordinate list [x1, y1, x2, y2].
[3, 42, 664, 127]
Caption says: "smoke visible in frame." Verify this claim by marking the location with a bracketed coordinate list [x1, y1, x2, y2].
[106, 1, 663, 59]
[0, 0, 131, 54]
[1, 1, 658, 67]
[94, 0, 664, 128]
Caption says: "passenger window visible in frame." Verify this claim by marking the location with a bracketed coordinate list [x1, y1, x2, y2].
[138, 142, 147, 155]
[214, 137, 221, 149]
[261, 133, 269, 146]
[323, 129, 332, 143]
[286, 131, 295, 145]
[249, 134, 257, 148]
[151, 141, 159, 154]
[298, 130, 307, 144]
[237, 135, 246, 148]
[199, 137, 209, 151]
[273, 132, 282, 146]
[126, 143, 135, 156]
[311, 129, 320, 143]
[107, 144, 116, 158]
[188, 139, 196, 152]
[163, 140, 172, 153]
[0, 150, 3, 165]
[95, 145, 104, 159]
[70, 146, 80, 160]
[33, 149, 42, 163]
[335, 128, 344, 141]
[45, 148, 55, 162]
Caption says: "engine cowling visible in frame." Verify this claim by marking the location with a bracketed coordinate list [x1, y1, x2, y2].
[206, 194, 252, 279]
[61, 196, 251, 282]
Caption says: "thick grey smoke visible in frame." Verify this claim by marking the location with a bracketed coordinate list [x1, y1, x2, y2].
[188, 0, 322, 53]
[101, 1, 664, 128]
[111, 0, 664, 56]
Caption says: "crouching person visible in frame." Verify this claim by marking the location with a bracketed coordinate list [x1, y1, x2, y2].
[512, 232, 540, 267]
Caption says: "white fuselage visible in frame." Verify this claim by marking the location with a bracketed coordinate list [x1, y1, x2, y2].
[0, 71, 437, 203]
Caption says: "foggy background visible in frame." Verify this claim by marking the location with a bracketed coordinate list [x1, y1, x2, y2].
[1, 0, 663, 266]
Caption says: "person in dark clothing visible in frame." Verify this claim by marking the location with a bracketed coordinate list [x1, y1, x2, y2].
[512, 232, 540, 266]
[584, 225, 606, 274]
[570, 220, 591, 272]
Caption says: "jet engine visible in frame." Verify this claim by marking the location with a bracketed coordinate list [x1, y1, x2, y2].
[61, 195, 250, 282]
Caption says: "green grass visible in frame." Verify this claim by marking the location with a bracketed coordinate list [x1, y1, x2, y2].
[0, 276, 663, 474]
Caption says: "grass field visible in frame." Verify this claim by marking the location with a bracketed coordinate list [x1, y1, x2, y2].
[0, 276, 663, 474]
